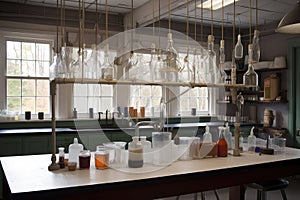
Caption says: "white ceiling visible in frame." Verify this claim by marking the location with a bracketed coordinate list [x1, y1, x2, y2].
[5, 0, 298, 28]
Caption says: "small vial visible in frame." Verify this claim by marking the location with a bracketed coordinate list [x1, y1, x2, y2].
[58, 147, 65, 168]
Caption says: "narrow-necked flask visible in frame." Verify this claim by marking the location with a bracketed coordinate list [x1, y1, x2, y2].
[203, 125, 212, 143]
[243, 44, 258, 87]
[206, 35, 218, 83]
[101, 44, 114, 80]
[219, 40, 227, 83]
[252, 30, 260, 63]
[235, 34, 243, 59]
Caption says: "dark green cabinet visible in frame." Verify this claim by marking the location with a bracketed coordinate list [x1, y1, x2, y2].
[288, 37, 300, 147]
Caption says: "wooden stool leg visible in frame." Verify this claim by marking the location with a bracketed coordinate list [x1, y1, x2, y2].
[280, 189, 287, 200]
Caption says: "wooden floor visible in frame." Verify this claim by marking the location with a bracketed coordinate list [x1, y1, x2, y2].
[157, 176, 300, 200]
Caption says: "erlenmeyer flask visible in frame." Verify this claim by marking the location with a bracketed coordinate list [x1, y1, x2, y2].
[235, 34, 243, 59]
[243, 44, 258, 87]
[252, 30, 260, 63]
[101, 44, 114, 81]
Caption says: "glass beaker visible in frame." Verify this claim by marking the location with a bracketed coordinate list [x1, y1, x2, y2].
[95, 145, 110, 169]
[79, 150, 91, 169]
[152, 132, 172, 166]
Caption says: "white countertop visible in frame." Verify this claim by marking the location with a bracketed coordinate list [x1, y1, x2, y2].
[1, 147, 300, 195]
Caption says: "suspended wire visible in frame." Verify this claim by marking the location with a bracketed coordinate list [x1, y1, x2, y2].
[152, 0, 155, 44]
[255, 0, 258, 30]
[233, 0, 236, 49]
[78, 0, 81, 53]
[168, 0, 171, 33]
[210, 0, 213, 35]
[158, 0, 161, 50]
[194, 0, 197, 43]
[106, 0, 109, 40]
[221, 0, 224, 40]
[249, 0, 252, 43]
[56, 0, 59, 53]
[200, 0, 203, 44]
[186, 0, 189, 54]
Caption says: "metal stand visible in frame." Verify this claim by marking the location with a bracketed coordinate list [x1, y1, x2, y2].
[48, 80, 59, 171]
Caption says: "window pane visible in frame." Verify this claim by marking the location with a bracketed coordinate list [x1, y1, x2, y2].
[101, 97, 113, 110]
[22, 60, 35, 76]
[74, 97, 87, 113]
[36, 97, 49, 113]
[36, 61, 49, 77]
[7, 41, 21, 59]
[22, 97, 35, 113]
[37, 80, 49, 96]
[7, 79, 21, 96]
[101, 85, 113, 96]
[87, 84, 100, 96]
[36, 43, 50, 61]
[7, 97, 21, 112]
[74, 84, 87, 96]
[22, 42, 35, 60]
[180, 97, 189, 111]
[22, 79, 35, 96]
[7, 59, 21, 76]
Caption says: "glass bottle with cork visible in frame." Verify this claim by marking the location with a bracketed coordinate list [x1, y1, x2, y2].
[217, 127, 228, 157]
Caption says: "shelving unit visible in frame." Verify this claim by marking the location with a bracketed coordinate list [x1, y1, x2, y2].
[48, 77, 256, 170]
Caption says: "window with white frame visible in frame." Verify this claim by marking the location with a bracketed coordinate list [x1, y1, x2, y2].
[5, 39, 51, 115]
[130, 85, 162, 116]
[73, 48, 116, 116]
[73, 84, 114, 115]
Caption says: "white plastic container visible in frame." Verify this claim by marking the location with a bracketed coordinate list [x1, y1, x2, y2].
[68, 138, 84, 164]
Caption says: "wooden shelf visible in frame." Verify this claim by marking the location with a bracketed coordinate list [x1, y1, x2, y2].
[51, 78, 257, 89]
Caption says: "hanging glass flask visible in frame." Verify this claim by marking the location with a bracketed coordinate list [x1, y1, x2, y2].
[219, 39, 227, 83]
[101, 44, 114, 81]
[243, 44, 258, 88]
[234, 34, 243, 59]
[205, 35, 218, 83]
[252, 30, 260, 63]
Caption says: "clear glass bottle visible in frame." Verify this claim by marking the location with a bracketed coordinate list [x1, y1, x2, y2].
[231, 51, 237, 84]
[243, 44, 258, 87]
[95, 145, 110, 169]
[219, 40, 227, 83]
[163, 32, 179, 82]
[128, 136, 143, 168]
[203, 125, 212, 143]
[101, 44, 114, 81]
[140, 136, 152, 164]
[58, 147, 65, 168]
[49, 52, 60, 80]
[247, 126, 256, 152]
[252, 30, 261, 63]
[235, 34, 243, 59]
[224, 122, 233, 150]
[206, 35, 218, 83]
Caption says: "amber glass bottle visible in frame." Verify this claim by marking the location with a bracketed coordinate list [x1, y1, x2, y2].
[217, 127, 228, 157]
